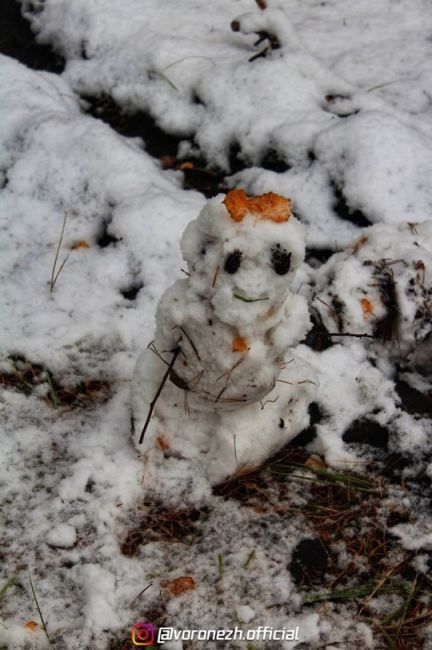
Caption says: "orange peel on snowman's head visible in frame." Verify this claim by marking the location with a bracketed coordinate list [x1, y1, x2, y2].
[223, 189, 292, 224]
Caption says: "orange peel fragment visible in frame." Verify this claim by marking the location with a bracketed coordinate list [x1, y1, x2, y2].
[25, 621, 39, 632]
[156, 435, 170, 450]
[223, 189, 291, 223]
[71, 240, 90, 250]
[360, 298, 373, 318]
[232, 336, 249, 353]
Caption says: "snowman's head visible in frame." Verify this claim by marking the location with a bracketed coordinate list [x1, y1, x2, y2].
[181, 190, 306, 329]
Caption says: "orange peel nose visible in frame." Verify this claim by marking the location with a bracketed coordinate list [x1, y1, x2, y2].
[223, 189, 292, 223]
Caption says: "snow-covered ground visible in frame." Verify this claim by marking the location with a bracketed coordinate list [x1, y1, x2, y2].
[0, 0, 431, 648]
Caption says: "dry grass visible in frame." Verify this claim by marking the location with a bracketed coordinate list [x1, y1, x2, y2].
[0, 355, 111, 409]
[120, 502, 208, 557]
[213, 442, 431, 649]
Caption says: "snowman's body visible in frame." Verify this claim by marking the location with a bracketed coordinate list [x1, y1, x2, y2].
[131, 190, 315, 485]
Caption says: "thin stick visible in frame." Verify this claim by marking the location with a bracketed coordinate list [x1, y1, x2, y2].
[233, 434, 238, 467]
[50, 211, 68, 292]
[138, 348, 180, 444]
[128, 583, 152, 608]
[179, 326, 201, 360]
[218, 554, 224, 579]
[147, 340, 169, 366]
[28, 570, 53, 646]
[327, 332, 375, 339]
[212, 265, 220, 288]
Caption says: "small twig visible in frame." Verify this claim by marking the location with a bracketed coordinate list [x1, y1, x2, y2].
[366, 79, 401, 93]
[179, 326, 201, 361]
[139, 348, 181, 444]
[391, 576, 418, 648]
[183, 390, 190, 416]
[212, 265, 220, 288]
[45, 372, 59, 408]
[28, 570, 53, 647]
[216, 357, 245, 383]
[233, 434, 239, 467]
[233, 294, 269, 303]
[327, 332, 375, 339]
[218, 554, 224, 579]
[147, 340, 169, 366]
[260, 395, 279, 410]
[215, 385, 228, 403]
[243, 550, 256, 569]
[0, 577, 16, 601]
[128, 583, 152, 608]
[50, 211, 69, 292]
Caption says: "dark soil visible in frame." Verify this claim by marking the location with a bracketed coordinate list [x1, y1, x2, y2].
[331, 181, 372, 228]
[395, 378, 432, 416]
[289, 537, 329, 585]
[0, 0, 64, 72]
[342, 418, 390, 449]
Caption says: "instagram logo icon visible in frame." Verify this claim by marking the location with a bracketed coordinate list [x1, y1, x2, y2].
[132, 622, 155, 646]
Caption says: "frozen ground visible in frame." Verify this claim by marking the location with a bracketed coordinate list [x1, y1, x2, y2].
[0, 0, 431, 648]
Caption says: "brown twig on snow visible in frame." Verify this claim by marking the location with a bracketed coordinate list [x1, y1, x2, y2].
[138, 347, 181, 444]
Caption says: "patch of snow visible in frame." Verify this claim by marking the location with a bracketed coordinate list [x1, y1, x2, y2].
[46, 524, 77, 549]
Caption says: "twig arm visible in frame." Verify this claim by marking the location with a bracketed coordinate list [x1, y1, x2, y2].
[138, 347, 180, 445]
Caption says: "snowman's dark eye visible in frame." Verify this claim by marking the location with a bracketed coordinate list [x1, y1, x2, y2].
[224, 249, 242, 274]
[271, 245, 291, 275]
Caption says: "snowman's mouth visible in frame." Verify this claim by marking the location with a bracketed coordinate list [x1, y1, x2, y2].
[233, 293, 269, 303]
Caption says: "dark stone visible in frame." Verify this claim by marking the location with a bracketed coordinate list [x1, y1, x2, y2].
[289, 538, 328, 585]
[342, 418, 389, 449]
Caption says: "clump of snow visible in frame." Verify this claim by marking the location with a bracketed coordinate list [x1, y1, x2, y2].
[46, 524, 77, 549]
[20, 0, 432, 246]
[313, 221, 432, 364]
[236, 605, 255, 623]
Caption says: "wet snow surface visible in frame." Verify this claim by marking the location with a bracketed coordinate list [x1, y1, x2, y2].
[0, 0, 432, 648]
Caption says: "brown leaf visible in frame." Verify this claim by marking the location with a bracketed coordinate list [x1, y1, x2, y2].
[162, 576, 196, 596]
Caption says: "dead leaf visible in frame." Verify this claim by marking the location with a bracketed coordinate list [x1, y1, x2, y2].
[162, 576, 196, 596]
[305, 455, 326, 470]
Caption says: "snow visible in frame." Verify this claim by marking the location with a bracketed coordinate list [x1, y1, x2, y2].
[0, 0, 431, 647]
[46, 524, 77, 549]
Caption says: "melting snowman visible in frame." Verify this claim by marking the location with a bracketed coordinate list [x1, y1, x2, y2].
[131, 189, 315, 486]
